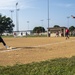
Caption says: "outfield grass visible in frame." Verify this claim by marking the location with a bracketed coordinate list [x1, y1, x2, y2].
[0, 56, 75, 75]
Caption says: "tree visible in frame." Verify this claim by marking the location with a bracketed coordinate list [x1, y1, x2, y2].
[69, 26, 75, 32]
[0, 14, 15, 35]
[33, 26, 45, 34]
[54, 25, 60, 28]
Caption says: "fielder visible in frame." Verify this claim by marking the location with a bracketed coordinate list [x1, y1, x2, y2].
[65, 28, 69, 39]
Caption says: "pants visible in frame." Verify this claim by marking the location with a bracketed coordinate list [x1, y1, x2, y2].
[0, 36, 6, 46]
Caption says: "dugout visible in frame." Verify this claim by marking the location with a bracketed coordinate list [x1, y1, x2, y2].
[48, 27, 67, 37]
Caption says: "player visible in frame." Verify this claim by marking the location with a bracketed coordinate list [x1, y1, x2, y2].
[0, 36, 11, 49]
[65, 28, 69, 39]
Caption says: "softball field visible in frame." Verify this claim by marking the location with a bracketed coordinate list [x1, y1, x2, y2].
[0, 37, 75, 66]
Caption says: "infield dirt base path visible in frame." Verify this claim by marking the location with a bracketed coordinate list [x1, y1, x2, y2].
[0, 37, 75, 66]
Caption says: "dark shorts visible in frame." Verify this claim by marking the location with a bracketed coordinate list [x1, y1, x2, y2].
[66, 32, 69, 36]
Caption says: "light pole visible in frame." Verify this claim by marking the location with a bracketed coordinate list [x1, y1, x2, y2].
[67, 17, 70, 29]
[10, 10, 14, 20]
[47, 0, 50, 37]
[41, 19, 44, 33]
[16, 2, 19, 31]
[27, 21, 29, 30]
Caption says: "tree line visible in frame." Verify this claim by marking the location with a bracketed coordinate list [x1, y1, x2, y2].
[33, 25, 75, 34]
[0, 14, 75, 35]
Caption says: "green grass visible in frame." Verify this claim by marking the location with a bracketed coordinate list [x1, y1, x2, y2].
[0, 56, 75, 75]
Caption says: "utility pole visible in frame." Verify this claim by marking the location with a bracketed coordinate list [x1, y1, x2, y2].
[10, 10, 14, 20]
[67, 16, 70, 29]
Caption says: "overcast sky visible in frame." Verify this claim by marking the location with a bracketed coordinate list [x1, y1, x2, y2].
[0, 0, 75, 31]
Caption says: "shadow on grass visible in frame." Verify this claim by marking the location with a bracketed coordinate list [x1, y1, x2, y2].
[0, 46, 44, 51]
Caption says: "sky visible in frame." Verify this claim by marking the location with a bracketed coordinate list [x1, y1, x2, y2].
[0, 0, 75, 31]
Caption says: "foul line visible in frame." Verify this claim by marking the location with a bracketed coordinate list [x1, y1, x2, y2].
[32, 39, 75, 47]
[0, 39, 75, 53]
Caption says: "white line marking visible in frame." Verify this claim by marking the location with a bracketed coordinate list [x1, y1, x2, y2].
[32, 39, 75, 47]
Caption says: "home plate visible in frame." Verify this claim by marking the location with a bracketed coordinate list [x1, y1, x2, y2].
[7, 47, 17, 50]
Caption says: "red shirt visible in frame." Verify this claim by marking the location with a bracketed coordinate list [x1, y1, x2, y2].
[66, 29, 69, 33]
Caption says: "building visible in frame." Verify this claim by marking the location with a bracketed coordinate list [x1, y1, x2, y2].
[13, 30, 33, 36]
[48, 27, 67, 37]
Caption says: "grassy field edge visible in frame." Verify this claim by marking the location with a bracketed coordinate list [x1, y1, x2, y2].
[0, 56, 75, 75]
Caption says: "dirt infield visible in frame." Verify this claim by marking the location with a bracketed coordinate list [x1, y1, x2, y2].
[0, 37, 75, 66]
